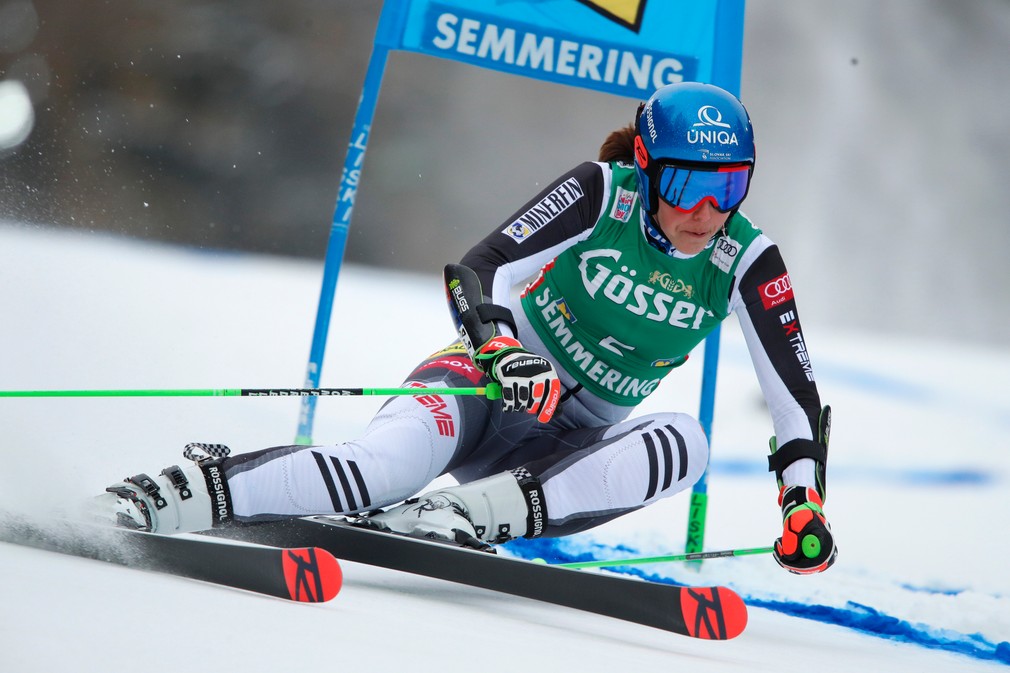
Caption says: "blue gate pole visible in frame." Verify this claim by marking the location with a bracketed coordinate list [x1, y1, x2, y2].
[684, 0, 746, 558]
[295, 3, 408, 444]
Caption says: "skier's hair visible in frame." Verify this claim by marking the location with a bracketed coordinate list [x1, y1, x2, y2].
[598, 123, 636, 163]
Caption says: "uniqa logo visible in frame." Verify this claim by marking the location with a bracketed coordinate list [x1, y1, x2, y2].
[693, 105, 731, 128]
[687, 105, 738, 146]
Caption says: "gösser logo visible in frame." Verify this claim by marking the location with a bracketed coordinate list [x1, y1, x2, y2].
[758, 272, 794, 310]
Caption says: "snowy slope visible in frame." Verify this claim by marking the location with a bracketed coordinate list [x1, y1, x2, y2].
[0, 222, 1007, 672]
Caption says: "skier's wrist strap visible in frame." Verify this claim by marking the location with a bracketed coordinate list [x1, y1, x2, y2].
[476, 303, 517, 336]
[767, 438, 826, 475]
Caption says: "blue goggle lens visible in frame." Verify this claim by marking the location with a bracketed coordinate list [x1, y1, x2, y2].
[657, 164, 751, 213]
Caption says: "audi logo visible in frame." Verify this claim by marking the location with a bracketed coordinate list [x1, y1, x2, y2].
[716, 239, 738, 256]
[762, 275, 792, 298]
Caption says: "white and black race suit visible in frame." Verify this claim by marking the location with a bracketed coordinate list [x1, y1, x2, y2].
[218, 161, 823, 537]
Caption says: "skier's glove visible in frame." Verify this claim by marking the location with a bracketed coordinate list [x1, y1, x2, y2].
[474, 336, 561, 423]
[774, 485, 837, 575]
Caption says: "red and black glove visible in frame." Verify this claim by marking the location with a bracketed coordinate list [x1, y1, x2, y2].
[474, 336, 561, 423]
[774, 485, 837, 575]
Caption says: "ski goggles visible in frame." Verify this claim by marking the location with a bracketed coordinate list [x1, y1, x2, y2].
[656, 163, 752, 213]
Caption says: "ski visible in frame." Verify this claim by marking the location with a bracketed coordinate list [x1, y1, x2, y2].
[205, 516, 748, 639]
[0, 511, 342, 603]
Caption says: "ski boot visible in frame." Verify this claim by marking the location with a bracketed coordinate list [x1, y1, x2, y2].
[361, 468, 546, 551]
[90, 443, 234, 534]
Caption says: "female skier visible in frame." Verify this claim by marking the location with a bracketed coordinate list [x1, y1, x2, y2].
[99, 82, 836, 575]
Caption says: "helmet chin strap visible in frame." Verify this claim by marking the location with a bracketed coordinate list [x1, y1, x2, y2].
[641, 210, 675, 255]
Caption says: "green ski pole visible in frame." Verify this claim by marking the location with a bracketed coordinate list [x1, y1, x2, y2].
[0, 383, 503, 400]
[551, 545, 773, 569]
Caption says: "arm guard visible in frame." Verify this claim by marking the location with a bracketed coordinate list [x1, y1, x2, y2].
[444, 263, 517, 372]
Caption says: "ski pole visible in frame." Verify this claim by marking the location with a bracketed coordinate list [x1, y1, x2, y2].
[0, 383, 503, 400]
[552, 545, 774, 569]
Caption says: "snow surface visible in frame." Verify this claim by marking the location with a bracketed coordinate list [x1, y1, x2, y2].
[0, 222, 1008, 672]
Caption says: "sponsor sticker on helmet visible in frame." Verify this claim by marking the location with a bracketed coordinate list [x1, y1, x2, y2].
[688, 105, 739, 145]
[634, 135, 649, 168]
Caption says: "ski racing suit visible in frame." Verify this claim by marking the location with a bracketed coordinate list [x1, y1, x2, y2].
[215, 160, 824, 538]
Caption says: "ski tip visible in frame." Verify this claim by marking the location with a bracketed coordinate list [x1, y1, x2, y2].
[679, 586, 748, 640]
[282, 547, 343, 602]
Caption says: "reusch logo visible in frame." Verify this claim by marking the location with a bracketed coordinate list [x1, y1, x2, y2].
[503, 357, 548, 374]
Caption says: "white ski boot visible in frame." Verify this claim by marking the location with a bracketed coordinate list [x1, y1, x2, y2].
[363, 468, 546, 549]
[91, 444, 234, 534]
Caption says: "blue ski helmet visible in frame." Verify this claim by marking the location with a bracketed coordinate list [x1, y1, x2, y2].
[634, 82, 755, 216]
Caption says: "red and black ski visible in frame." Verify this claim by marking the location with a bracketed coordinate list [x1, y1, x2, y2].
[3, 510, 747, 638]
[207, 516, 748, 639]
[0, 511, 342, 603]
